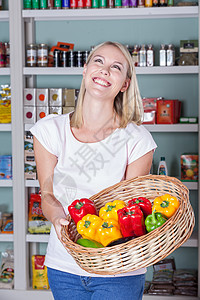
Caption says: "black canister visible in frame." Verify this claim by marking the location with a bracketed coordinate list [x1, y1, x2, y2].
[54, 50, 61, 67]
[67, 50, 75, 67]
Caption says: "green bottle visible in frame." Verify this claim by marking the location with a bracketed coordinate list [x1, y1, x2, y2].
[24, 0, 32, 9]
[32, 0, 40, 9]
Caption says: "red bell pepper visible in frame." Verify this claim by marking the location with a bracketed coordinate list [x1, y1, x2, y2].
[68, 198, 97, 224]
[117, 205, 146, 238]
[128, 197, 152, 218]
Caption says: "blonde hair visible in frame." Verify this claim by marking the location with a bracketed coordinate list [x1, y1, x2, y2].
[71, 41, 144, 128]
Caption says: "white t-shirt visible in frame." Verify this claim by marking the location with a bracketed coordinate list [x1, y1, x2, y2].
[30, 113, 157, 277]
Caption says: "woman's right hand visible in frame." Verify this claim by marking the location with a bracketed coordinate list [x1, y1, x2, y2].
[53, 216, 69, 242]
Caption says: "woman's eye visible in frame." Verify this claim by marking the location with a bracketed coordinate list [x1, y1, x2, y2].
[94, 58, 103, 63]
[113, 65, 121, 71]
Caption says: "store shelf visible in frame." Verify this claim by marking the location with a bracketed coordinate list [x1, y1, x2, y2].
[144, 124, 198, 132]
[23, 66, 198, 76]
[0, 124, 12, 131]
[0, 10, 9, 21]
[0, 180, 13, 187]
[22, 6, 198, 21]
[0, 68, 10, 75]
[26, 234, 49, 243]
[25, 180, 39, 187]
[183, 182, 198, 190]
[0, 234, 13, 241]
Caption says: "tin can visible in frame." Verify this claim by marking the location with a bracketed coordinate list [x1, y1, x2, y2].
[147, 44, 154, 67]
[54, 50, 61, 67]
[24, 0, 32, 9]
[152, 0, 158, 6]
[47, 0, 54, 8]
[67, 50, 75, 67]
[160, 0, 167, 6]
[70, 0, 77, 8]
[92, 0, 99, 8]
[77, 0, 84, 8]
[40, 0, 48, 9]
[75, 51, 82, 67]
[145, 0, 152, 6]
[0, 0, 2, 10]
[114, 0, 121, 7]
[62, 0, 70, 8]
[129, 0, 137, 6]
[4, 42, 10, 67]
[27, 44, 37, 67]
[99, 0, 107, 8]
[0, 43, 5, 68]
[54, 0, 62, 8]
[138, 0, 144, 6]
[107, 0, 114, 7]
[82, 50, 89, 65]
[159, 44, 166, 66]
[132, 45, 139, 67]
[32, 0, 40, 9]
[62, 51, 67, 67]
[85, 0, 92, 7]
[122, 0, 129, 7]
[167, 44, 175, 66]
[139, 45, 146, 67]
[167, 0, 173, 6]
[37, 44, 48, 67]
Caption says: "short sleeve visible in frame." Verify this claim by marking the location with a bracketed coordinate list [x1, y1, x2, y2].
[127, 124, 157, 165]
[30, 114, 60, 157]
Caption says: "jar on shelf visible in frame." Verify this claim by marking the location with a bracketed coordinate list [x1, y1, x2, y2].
[139, 44, 146, 67]
[27, 43, 37, 67]
[4, 42, 10, 67]
[0, 42, 5, 68]
[132, 45, 140, 67]
[159, 44, 167, 67]
[37, 43, 48, 67]
[167, 44, 175, 66]
[0, 0, 2, 10]
[147, 44, 154, 67]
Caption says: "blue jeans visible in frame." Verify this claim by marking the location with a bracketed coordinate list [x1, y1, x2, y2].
[47, 267, 145, 300]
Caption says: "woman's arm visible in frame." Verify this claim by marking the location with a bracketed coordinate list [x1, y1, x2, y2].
[125, 150, 154, 180]
[33, 136, 68, 241]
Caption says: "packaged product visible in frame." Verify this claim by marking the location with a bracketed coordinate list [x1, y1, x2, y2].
[24, 106, 36, 124]
[36, 106, 49, 121]
[1, 219, 13, 234]
[24, 88, 36, 106]
[63, 88, 76, 107]
[181, 154, 198, 181]
[0, 85, 11, 124]
[173, 269, 198, 297]
[25, 161, 37, 180]
[157, 99, 181, 124]
[0, 155, 12, 179]
[0, 249, 14, 289]
[28, 193, 51, 234]
[32, 255, 49, 289]
[142, 97, 157, 124]
[49, 88, 63, 107]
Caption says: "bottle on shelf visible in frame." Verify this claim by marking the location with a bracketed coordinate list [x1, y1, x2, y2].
[157, 157, 168, 176]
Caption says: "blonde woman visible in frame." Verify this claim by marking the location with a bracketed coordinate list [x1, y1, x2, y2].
[31, 41, 157, 300]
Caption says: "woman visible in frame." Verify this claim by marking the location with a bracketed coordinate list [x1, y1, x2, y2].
[31, 41, 157, 300]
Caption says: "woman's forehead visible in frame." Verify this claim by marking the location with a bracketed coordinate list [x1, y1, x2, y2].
[91, 45, 128, 64]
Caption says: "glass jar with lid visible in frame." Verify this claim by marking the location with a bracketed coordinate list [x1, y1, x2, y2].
[27, 44, 37, 67]
[37, 43, 48, 67]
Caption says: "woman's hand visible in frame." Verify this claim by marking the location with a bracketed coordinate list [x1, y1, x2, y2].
[53, 216, 69, 242]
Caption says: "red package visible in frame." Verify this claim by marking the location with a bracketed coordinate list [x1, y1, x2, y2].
[157, 100, 181, 124]
[142, 98, 157, 124]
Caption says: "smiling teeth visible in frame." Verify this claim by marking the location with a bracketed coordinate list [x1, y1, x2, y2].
[94, 78, 109, 86]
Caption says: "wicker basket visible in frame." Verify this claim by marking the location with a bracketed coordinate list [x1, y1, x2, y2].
[61, 175, 195, 275]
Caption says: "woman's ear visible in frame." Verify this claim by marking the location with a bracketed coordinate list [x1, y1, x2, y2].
[120, 78, 130, 92]
[82, 63, 87, 78]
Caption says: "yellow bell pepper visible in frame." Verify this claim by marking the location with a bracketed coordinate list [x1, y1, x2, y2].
[77, 214, 102, 243]
[152, 194, 180, 218]
[99, 200, 126, 222]
[96, 218, 122, 247]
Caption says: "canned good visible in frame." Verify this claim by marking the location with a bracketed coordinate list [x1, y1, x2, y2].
[132, 45, 139, 67]
[62, 0, 70, 8]
[99, 0, 107, 7]
[62, 51, 67, 67]
[67, 50, 75, 67]
[85, 0, 92, 8]
[27, 44, 37, 67]
[70, 0, 77, 8]
[75, 51, 82, 67]
[82, 51, 89, 65]
[0, 43, 5, 68]
[92, 0, 99, 8]
[160, 44, 167, 66]
[147, 44, 154, 67]
[167, 44, 175, 66]
[47, 0, 54, 8]
[4, 42, 10, 68]
[24, 0, 32, 9]
[0, 0, 2, 10]
[122, 0, 129, 7]
[77, 0, 84, 8]
[139, 44, 146, 67]
[40, 0, 48, 9]
[54, 0, 62, 8]
[107, 0, 114, 7]
[32, 0, 40, 9]
[114, 0, 122, 7]
[129, 0, 137, 7]
[145, 0, 152, 6]
[54, 50, 61, 67]
[138, 0, 144, 6]
[37, 44, 48, 67]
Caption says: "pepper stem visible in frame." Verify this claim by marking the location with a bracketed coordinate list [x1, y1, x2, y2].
[151, 210, 157, 224]
[75, 202, 84, 210]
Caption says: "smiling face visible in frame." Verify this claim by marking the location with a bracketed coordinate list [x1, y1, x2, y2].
[83, 44, 130, 101]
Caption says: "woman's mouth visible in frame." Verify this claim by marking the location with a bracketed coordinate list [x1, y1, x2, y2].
[92, 77, 111, 87]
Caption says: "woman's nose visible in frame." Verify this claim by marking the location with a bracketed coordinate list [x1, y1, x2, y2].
[100, 67, 109, 75]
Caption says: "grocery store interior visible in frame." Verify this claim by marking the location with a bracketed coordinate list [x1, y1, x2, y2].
[0, 0, 199, 299]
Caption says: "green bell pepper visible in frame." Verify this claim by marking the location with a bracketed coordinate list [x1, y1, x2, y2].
[145, 210, 168, 233]
[76, 238, 104, 248]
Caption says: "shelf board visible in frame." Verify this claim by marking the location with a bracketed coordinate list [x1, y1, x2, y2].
[0, 11, 9, 21]
[182, 181, 198, 190]
[26, 234, 49, 243]
[181, 231, 198, 247]
[24, 66, 198, 76]
[0, 180, 13, 187]
[0, 234, 13, 242]
[0, 124, 12, 131]
[22, 6, 198, 21]
[25, 180, 39, 187]
[144, 124, 198, 132]
[0, 68, 10, 75]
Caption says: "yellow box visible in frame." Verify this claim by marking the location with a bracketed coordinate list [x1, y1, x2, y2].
[0, 100, 11, 123]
